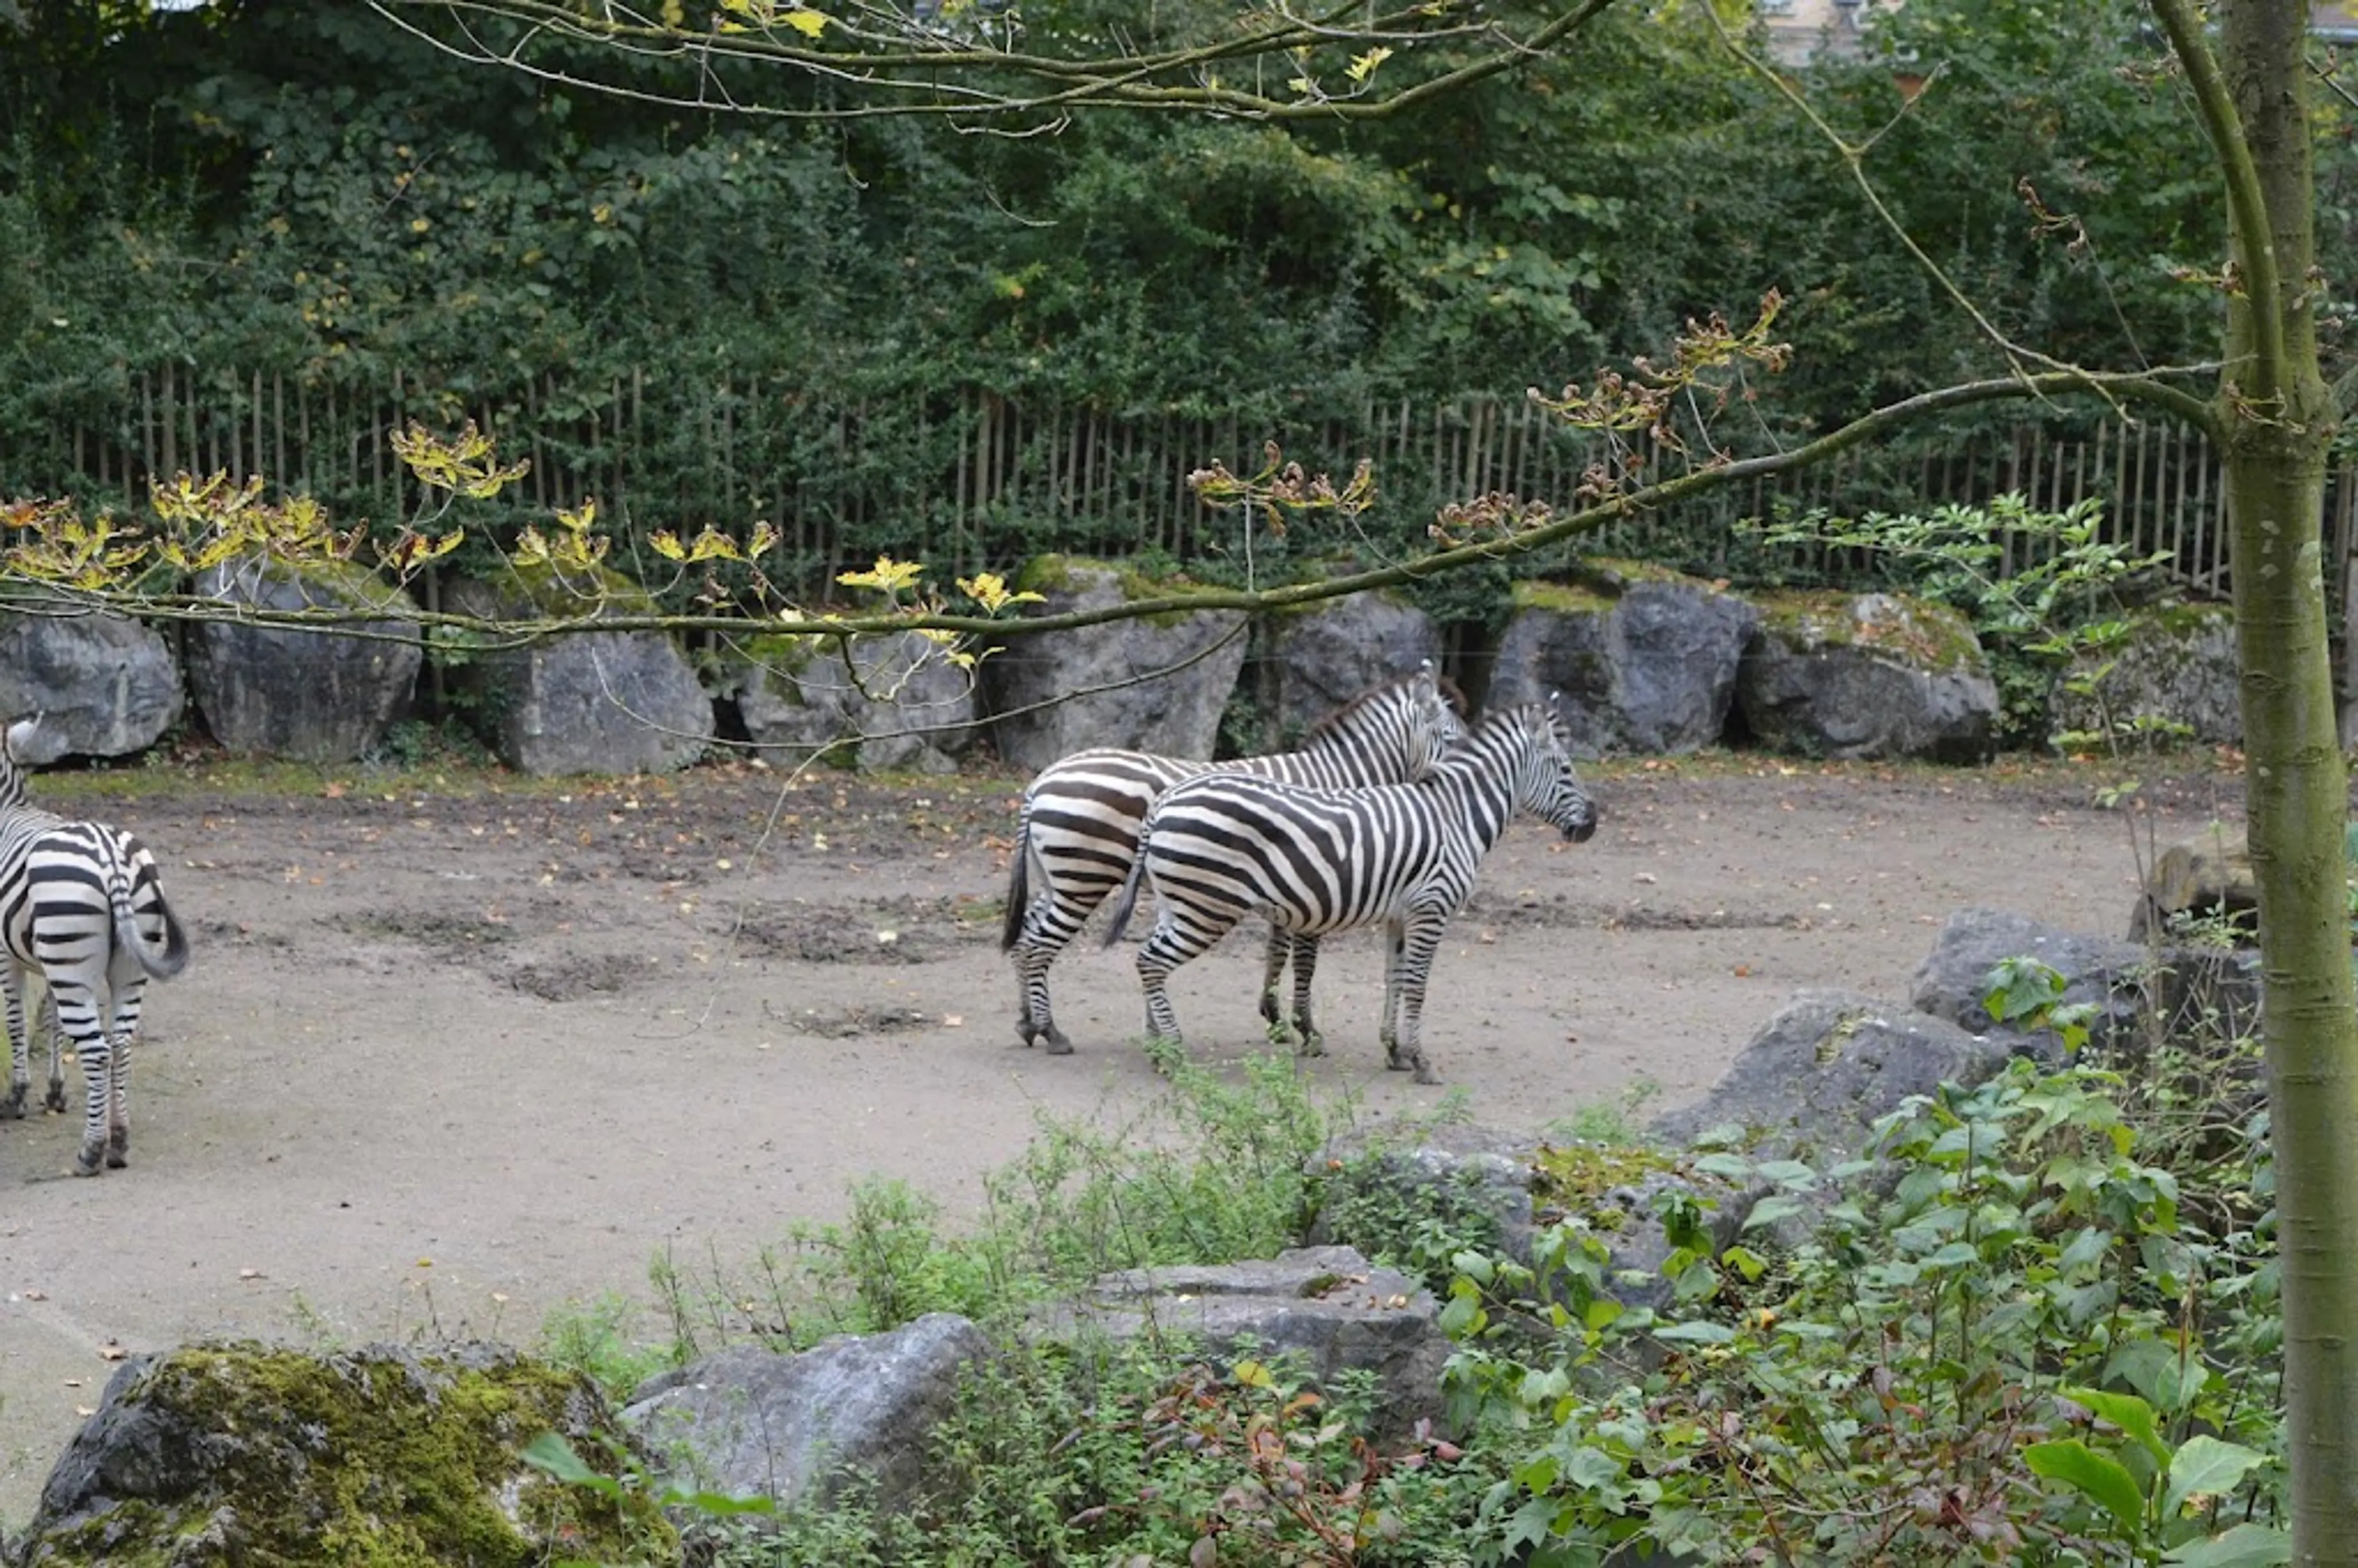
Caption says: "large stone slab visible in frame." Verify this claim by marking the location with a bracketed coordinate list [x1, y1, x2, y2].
[715, 631, 978, 774]
[1908, 906, 2153, 1058]
[2049, 602, 2240, 751]
[185, 557, 421, 763]
[1649, 988, 2019, 1167]
[1258, 592, 1446, 743]
[446, 565, 713, 775]
[622, 1313, 987, 1516]
[1024, 1246, 1447, 1443]
[0, 608, 181, 759]
[1487, 567, 1757, 757]
[983, 556, 1249, 772]
[1737, 590, 1998, 762]
[15, 1341, 669, 1567]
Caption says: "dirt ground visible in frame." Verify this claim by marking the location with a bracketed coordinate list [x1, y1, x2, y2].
[0, 749, 2246, 1527]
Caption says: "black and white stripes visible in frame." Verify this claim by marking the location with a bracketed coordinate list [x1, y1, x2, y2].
[1001, 662, 1462, 1054]
[1, 718, 189, 1175]
[1102, 700, 1597, 1084]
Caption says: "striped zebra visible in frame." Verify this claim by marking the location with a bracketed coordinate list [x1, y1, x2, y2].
[1002, 661, 1464, 1055]
[1, 717, 190, 1176]
[1102, 700, 1598, 1084]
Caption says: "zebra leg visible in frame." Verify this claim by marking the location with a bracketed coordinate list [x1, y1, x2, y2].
[1385, 917, 1450, 1085]
[1011, 893, 1091, 1055]
[104, 984, 141, 1168]
[50, 982, 109, 1175]
[1376, 920, 1407, 1065]
[1135, 913, 1232, 1062]
[44, 988, 68, 1114]
[2, 966, 27, 1120]
[1257, 926, 1292, 1043]
[1288, 936, 1325, 1058]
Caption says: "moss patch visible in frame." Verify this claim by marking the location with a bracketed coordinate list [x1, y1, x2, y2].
[1529, 1141, 1681, 1210]
[25, 1342, 674, 1568]
[1751, 588, 1983, 672]
[227, 553, 416, 616]
[1012, 552, 1230, 627]
[480, 558, 661, 619]
[1511, 578, 1617, 616]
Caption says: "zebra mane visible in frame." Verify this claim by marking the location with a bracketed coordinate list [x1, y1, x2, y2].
[1299, 666, 1466, 749]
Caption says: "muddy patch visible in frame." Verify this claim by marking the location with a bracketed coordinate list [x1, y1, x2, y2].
[780, 1004, 943, 1039]
[503, 954, 656, 1002]
[730, 895, 993, 964]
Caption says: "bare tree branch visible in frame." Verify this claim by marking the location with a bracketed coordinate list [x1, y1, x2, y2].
[367, 0, 1616, 123]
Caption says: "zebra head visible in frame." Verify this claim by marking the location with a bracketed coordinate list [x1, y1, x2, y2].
[0, 714, 41, 805]
[1516, 698, 1599, 844]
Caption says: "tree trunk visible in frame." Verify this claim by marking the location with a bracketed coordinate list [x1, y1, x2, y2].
[2179, 1, 2358, 1556]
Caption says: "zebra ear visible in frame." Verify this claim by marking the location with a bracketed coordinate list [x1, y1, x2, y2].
[4, 716, 37, 763]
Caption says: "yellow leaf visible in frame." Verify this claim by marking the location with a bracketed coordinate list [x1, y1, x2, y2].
[687, 526, 740, 563]
[1232, 1359, 1275, 1390]
[1288, 76, 1317, 95]
[649, 530, 687, 562]
[780, 6, 828, 36]
[1347, 45, 1393, 83]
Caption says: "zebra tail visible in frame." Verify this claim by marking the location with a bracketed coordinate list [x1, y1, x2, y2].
[999, 810, 1032, 953]
[1100, 852, 1148, 950]
[116, 883, 192, 981]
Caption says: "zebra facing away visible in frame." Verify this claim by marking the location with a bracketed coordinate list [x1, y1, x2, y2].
[1, 717, 190, 1176]
[1001, 661, 1465, 1056]
[1102, 700, 1599, 1085]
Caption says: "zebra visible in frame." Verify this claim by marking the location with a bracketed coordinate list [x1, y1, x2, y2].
[1102, 699, 1598, 1084]
[1001, 660, 1465, 1055]
[1, 716, 190, 1176]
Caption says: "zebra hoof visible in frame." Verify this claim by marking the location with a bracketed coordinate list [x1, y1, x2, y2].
[73, 1146, 105, 1178]
[1296, 1031, 1326, 1059]
[1041, 1028, 1075, 1056]
[44, 1085, 67, 1115]
[1, 1086, 25, 1120]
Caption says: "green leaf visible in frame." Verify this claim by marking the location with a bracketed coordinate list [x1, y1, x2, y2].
[2163, 1437, 2267, 1519]
[2025, 1439, 2146, 1537]
[1743, 1193, 1810, 1231]
[2161, 1524, 2292, 1567]
[1654, 1320, 1735, 1344]
[2061, 1386, 2168, 1466]
[520, 1433, 623, 1500]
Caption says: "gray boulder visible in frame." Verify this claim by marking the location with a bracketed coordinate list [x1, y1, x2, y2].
[1310, 1127, 1748, 1317]
[2131, 830, 2257, 941]
[1737, 590, 1998, 761]
[1258, 593, 1446, 743]
[16, 1340, 669, 1566]
[622, 1313, 987, 1516]
[2050, 603, 2240, 751]
[446, 566, 713, 775]
[716, 631, 977, 774]
[0, 608, 181, 759]
[1487, 568, 1759, 757]
[984, 556, 1248, 772]
[185, 557, 421, 763]
[1649, 989, 2019, 1167]
[1025, 1246, 1446, 1443]
[1909, 906, 2153, 1057]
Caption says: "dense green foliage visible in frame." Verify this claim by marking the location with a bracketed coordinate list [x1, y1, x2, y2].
[526, 953, 2285, 1566]
[1, 0, 2329, 598]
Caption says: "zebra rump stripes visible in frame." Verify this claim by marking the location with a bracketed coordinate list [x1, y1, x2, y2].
[1, 716, 190, 1176]
[1002, 661, 1462, 1055]
[1103, 701, 1598, 1085]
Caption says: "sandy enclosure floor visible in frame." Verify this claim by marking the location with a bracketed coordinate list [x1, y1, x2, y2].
[0, 751, 2246, 1524]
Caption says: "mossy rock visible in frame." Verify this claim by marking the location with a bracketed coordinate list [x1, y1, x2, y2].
[1011, 553, 1227, 629]
[471, 558, 663, 621]
[1748, 588, 1985, 673]
[17, 1341, 675, 1568]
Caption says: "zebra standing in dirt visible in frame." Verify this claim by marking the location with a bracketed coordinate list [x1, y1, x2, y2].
[1, 716, 190, 1175]
[1102, 699, 1598, 1084]
[1002, 661, 1464, 1055]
